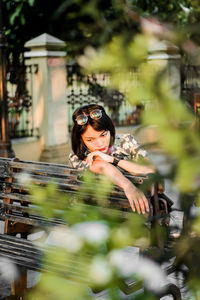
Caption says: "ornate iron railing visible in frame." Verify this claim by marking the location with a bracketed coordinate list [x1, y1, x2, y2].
[6, 62, 39, 139]
[181, 64, 200, 110]
[66, 63, 141, 131]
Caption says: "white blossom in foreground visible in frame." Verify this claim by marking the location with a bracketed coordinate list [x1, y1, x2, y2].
[72, 221, 110, 245]
[89, 256, 112, 286]
[0, 257, 18, 280]
[16, 172, 32, 187]
[45, 226, 83, 253]
[109, 247, 168, 292]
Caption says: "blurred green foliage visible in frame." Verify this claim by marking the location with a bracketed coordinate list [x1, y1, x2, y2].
[2, 0, 200, 298]
[27, 175, 153, 300]
[76, 24, 200, 297]
[2, 0, 200, 58]
[79, 33, 200, 194]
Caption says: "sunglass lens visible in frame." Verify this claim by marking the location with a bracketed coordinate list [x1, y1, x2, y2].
[90, 109, 102, 119]
[76, 115, 88, 125]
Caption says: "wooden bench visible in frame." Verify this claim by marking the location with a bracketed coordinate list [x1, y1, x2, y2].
[0, 157, 181, 299]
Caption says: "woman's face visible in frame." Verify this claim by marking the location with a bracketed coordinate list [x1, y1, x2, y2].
[81, 124, 111, 153]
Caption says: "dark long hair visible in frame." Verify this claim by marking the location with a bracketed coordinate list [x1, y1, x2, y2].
[71, 104, 115, 160]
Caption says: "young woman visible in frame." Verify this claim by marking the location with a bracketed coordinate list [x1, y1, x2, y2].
[69, 104, 156, 215]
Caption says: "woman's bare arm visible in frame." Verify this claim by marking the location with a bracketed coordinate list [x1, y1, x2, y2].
[86, 151, 155, 175]
[88, 160, 149, 214]
[117, 157, 155, 175]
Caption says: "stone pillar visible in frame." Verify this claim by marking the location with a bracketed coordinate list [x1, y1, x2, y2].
[24, 33, 68, 163]
[148, 40, 181, 97]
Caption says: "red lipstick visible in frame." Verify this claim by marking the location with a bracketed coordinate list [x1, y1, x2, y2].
[98, 147, 107, 152]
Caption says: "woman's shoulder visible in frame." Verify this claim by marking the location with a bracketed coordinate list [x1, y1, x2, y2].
[69, 151, 78, 161]
[113, 134, 137, 157]
[69, 151, 88, 170]
[115, 133, 139, 147]
[114, 133, 147, 159]
[69, 151, 79, 165]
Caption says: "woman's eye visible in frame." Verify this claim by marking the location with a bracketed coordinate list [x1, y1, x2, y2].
[102, 132, 107, 137]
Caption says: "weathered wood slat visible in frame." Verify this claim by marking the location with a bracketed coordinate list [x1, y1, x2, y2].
[1, 173, 133, 202]
[0, 233, 92, 283]
[0, 188, 131, 206]
[1, 200, 133, 225]
[0, 157, 147, 183]
[9, 161, 78, 175]
[0, 192, 31, 202]
[1, 213, 64, 227]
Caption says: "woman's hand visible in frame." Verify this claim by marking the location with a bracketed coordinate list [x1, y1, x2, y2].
[86, 151, 113, 166]
[87, 158, 149, 215]
[123, 181, 149, 215]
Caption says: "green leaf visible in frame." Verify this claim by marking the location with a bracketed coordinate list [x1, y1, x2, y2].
[20, 14, 25, 25]
[27, 0, 35, 6]
[9, 4, 22, 25]
[175, 157, 200, 192]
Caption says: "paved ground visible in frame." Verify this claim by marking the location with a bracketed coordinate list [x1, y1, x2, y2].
[0, 149, 188, 299]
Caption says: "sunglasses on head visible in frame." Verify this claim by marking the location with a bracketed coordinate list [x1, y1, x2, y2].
[75, 109, 102, 125]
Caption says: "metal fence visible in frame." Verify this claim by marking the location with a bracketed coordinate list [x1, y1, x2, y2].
[6, 62, 39, 139]
[181, 64, 200, 111]
[6, 60, 144, 139]
[66, 64, 141, 131]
